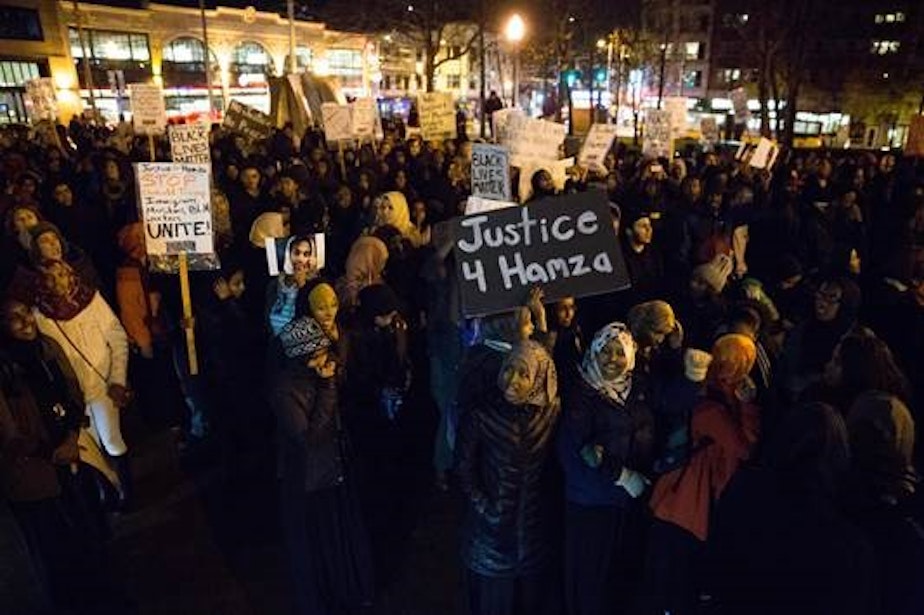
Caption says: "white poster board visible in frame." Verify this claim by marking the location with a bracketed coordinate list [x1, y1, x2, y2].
[492, 107, 524, 142]
[136, 163, 213, 256]
[169, 124, 211, 164]
[351, 98, 380, 139]
[24, 78, 57, 121]
[471, 143, 511, 202]
[578, 124, 618, 172]
[748, 137, 779, 170]
[503, 116, 566, 168]
[517, 157, 574, 203]
[465, 196, 519, 215]
[321, 103, 353, 143]
[130, 84, 168, 136]
[730, 87, 751, 124]
[700, 117, 720, 145]
[417, 92, 457, 141]
[664, 97, 688, 139]
[643, 109, 673, 159]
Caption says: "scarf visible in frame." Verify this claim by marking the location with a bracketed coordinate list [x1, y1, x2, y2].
[339, 236, 388, 307]
[581, 322, 636, 405]
[497, 340, 558, 408]
[35, 260, 95, 322]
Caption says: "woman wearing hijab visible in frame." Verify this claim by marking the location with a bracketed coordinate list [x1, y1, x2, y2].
[336, 236, 389, 311]
[646, 333, 761, 615]
[557, 323, 654, 615]
[31, 260, 133, 509]
[373, 191, 417, 244]
[270, 280, 374, 615]
[456, 340, 561, 615]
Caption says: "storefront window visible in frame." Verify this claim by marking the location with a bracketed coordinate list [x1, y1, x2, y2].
[162, 37, 220, 89]
[230, 41, 274, 86]
[328, 49, 363, 76]
[0, 61, 41, 87]
[68, 28, 150, 62]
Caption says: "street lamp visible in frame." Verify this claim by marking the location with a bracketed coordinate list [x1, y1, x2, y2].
[505, 13, 525, 108]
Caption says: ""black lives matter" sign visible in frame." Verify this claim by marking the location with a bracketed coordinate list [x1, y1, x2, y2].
[452, 190, 630, 317]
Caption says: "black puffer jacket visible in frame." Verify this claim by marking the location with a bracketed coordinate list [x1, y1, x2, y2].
[269, 359, 344, 493]
[456, 387, 560, 577]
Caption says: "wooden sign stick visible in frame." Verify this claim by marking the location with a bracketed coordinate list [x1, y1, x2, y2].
[148, 134, 156, 162]
[178, 252, 199, 375]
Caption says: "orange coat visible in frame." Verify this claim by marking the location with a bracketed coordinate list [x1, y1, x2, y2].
[115, 264, 163, 351]
[649, 398, 760, 541]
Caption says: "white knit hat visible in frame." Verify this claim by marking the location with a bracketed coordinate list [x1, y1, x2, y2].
[684, 348, 713, 382]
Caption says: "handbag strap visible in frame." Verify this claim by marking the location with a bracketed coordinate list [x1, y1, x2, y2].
[53, 321, 109, 384]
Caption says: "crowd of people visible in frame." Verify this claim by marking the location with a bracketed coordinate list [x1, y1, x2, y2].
[0, 113, 922, 615]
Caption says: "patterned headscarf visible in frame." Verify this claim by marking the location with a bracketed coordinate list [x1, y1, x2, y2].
[580, 322, 636, 405]
[497, 340, 558, 408]
[278, 316, 331, 359]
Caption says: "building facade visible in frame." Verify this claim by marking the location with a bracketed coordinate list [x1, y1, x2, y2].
[641, 0, 715, 102]
[0, 1, 372, 124]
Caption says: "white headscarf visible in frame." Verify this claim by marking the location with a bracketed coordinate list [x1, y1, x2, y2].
[580, 322, 636, 405]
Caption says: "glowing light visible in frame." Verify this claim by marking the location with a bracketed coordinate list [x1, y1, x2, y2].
[505, 14, 525, 43]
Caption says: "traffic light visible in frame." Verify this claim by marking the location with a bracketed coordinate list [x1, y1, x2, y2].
[562, 69, 581, 88]
[594, 68, 606, 85]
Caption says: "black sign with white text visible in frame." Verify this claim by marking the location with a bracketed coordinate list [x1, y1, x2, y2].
[453, 190, 630, 317]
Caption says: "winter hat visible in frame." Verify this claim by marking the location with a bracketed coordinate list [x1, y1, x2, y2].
[28, 222, 69, 265]
[278, 316, 331, 359]
[693, 253, 734, 294]
[684, 348, 713, 382]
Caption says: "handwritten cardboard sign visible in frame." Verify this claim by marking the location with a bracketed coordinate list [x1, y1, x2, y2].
[169, 123, 211, 164]
[504, 116, 566, 168]
[24, 78, 57, 122]
[471, 143, 511, 202]
[700, 117, 719, 145]
[730, 87, 751, 124]
[351, 98, 380, 139]
[643, 109, 672, 159]
[664, 97, 688, 139]
[321, 103, 353, 143]
[418, 92, 457, 142]
[578, 124, 618, 172]
[453, 190, 629, 317]
[135, 163, 213, 256]
[130, 84, 167, 136]
[222, 100, 274, 143]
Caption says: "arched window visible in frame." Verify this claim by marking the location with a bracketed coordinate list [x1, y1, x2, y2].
[162, 37, 219, 86]
[230, 41, 274, 86]
[283, 46, 313, 72]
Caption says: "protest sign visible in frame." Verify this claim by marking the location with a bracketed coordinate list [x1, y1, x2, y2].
[418, 92, 457, 141]
[465, 196, 518, 215]
[223, 100, 274, 143]
[730, 87, 751, 124]
[664, 97, 688, 138]
[351, 98, 380, 139]
[643, 109, 673, 159]
[471, 143, 511, 202]
[130, 84, 167, 136]
[578, 124, 618, 172]
[453, 190, 630, 317]
[265, 234, 327, 277]
[135, 163, 213, 257]
[24, 78, 57, 121]
[748, 137, 779, 170]
[321, 103, 353, 143]
[492, 108, 524, 143]
[504, 116, 567, 168]
[700, 117, 719, 145]
[169, 123, 211, 164]
[905, 115, 924, 158]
